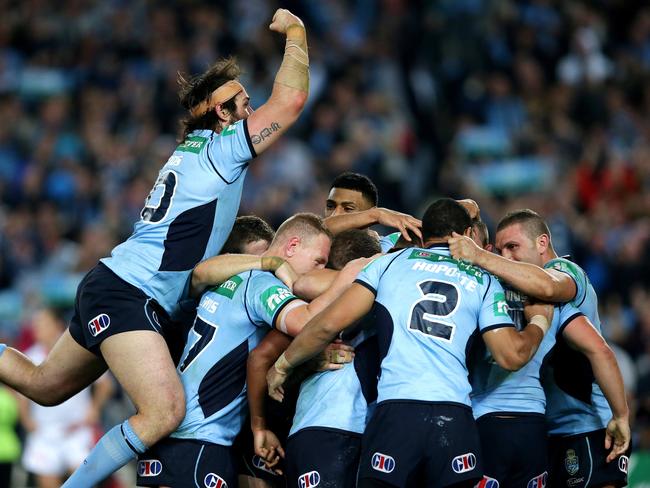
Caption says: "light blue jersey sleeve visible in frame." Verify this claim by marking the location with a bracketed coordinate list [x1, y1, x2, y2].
[544, 257, 588, 307]
[204, 119, 256, 183]
[245, 272, 300, 329]
[379, 232, 401, 253]
[478, 275, 516, 333]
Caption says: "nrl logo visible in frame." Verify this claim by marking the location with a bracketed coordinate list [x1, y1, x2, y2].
[564, 449, 579, 476]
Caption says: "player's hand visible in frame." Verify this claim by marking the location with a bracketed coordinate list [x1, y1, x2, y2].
[269, 8, 304, 34]
[457, 199, 480, 220]
[523, 301, 554, 324]
[375, 208, 422, 244]
[336, 255, 376, 284]
[253, 428, 285, 474]
[605, 416, 631, 462]
[448, 232, 482, 263]
[274, 260, 298, 291]
[314, 340, 355, 371]
[267, 365, 288, 402]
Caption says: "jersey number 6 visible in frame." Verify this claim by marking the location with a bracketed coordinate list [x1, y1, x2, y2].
[409, 280, 460, 341]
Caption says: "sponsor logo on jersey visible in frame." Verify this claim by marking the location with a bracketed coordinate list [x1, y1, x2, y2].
[565, 449, 579, 476]
[88, 313, 110, 337]
[298, 470, 320, 487]
[137, 459, 162, 477]
[252, 455, 278, 476]
[493, 292, 509, 316]
[408, 249, 484, 283]
[178, 135, 208, 154]
[567, 477, 584, 487]
[222, 125, 237, 136]
[203, 473, 227, 488]
[215, 275, 243, 299]
[526, 471, 547, 488]
[477, 477, 500, 488]
[372, 452, 396, 473]
[618, 455, 629, 474]
[261, 285, 294, 316]
[451, 452, 476, 474]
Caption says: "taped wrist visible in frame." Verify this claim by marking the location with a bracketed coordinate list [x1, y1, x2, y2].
[529, 314, 550, 335]
[275, 24, 309, 92]
[261, 256, 284, 272]
[275, 352, 293, 374]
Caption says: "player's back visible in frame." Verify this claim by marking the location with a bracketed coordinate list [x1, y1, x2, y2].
[173, 268, 296, 446]
[102, 121, 255, 313]
[542, 257, 611, 435]
[356, 245, 514, 406]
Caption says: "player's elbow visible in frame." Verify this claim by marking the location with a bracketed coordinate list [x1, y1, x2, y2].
[537, 281, 557, 302]
[494, 353, 526, 372]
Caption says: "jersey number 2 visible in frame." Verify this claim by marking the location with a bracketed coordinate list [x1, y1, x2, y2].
[179, 317, 219, 373]
[409, 280, 459, 341]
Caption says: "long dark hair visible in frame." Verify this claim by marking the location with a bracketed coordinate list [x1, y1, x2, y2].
[177, 57, 241, 141]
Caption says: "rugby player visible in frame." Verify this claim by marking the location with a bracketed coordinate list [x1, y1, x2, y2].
[449, 209, 631, 488]
[0, 8, 312, 487]
[267, 199, 554, 487]
[135, 214, 365, 487]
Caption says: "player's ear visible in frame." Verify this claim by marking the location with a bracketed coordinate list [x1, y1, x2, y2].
[214, 103, 230, 122]
[536, 234, 549, 254]
[285, 236, 300, 257]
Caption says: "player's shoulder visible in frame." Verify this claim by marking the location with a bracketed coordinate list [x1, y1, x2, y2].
[544, 256, 586, 281]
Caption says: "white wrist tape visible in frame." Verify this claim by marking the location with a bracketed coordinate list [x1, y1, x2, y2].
[529, 314, 550, 334]
[275, 352, 293, 374]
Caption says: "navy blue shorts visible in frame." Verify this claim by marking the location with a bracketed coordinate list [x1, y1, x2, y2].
[137, 437, 235, 487]
[548, 428, 630, 488]
[68, 263, 172, 356]
[358, 401, 483, 487]
[476, 413, 548, 487]
[286, 428, 362, 488]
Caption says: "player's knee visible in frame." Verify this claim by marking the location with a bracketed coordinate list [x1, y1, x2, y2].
[151, 388, 186, 435]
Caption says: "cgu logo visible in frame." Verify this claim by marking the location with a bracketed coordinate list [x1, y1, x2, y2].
[372, 453, 396, 473]
[138, 459, 162, 477]
[298, 470, 320, 487]
[451, 453, 476, 474]
[527, 471, 547, 488]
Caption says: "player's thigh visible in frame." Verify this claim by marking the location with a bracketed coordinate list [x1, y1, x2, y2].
[358, 402, 426, 488]
[238, 475, 276, 487]
[286, 429, 361, 488]
[100, 330, 182, 414]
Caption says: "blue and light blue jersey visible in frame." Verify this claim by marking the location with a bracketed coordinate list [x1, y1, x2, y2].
[379, 232, 401, 253]
[290, 316, 380, 436]
[102, 120, 255, 313]
[172, 269, 297, 446]
[355, 245, 514, 407]
[469, 284, 583, 418]
[542, 257, 612, 435]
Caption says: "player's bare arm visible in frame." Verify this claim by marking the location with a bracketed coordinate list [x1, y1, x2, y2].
[562, 315, 631, 461]
[483, 302, 554, 371]
[191, 255, 296, 298]
[292, 268, 339, 301]
[246, 9, 309, 155]
[448, 232, 577, 302]
[324, 207, 422, 243]
[267, 282, 375, 401]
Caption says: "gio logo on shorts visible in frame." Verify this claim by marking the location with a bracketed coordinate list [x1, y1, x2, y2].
[526, 471, 547, 488]
[88, 313, 110, 337]
[564, 449, 579, 476]
[477, 476, 499, 488]
[451, 453, 476, 474]
[372, 453, 396, 473]
[137, 459, 162, 477]
[298, 470, 320, 487]
[618, 455, 629, 474]
[252, 455, 279, 476]
[204, 473, 227, 488]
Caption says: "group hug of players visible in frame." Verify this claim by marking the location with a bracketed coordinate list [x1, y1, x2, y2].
[0, 8, 631, 488]
[134, 172, 632, 488]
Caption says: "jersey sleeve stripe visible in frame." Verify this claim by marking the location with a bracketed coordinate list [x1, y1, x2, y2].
[205, 137, 232, 185]
[354, 279, 377, 296]
[480, 323, 516, 334]
[243, 118, 257, 158]
[558, 311, 585, 336]
[242, 271, 256, 326]
[271, 297, 301, 330]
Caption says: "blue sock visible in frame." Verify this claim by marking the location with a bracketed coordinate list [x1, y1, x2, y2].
[0, 344, 6, 357]
[62, 419, 147, 487]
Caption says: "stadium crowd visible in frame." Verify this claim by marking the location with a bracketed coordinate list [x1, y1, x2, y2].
[0, 0, 649, 486]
